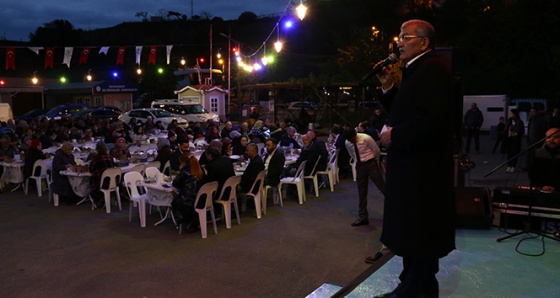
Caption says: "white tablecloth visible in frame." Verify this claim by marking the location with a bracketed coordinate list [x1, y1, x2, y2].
[60, 170, 92, 197]
[0, 161, 24, 184]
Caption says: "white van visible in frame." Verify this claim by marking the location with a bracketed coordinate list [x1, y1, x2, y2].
[151, 99, 219, 123]
[0, 103, 13, 123]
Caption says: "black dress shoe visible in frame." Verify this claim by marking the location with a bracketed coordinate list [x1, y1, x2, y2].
[364, 251, 384, 264]
[351, 219, 369, 226]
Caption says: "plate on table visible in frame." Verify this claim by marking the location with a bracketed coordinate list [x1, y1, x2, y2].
[229, 155, 241, 160]
[540, 189, 554, 194]
[236, 167, 246, 172]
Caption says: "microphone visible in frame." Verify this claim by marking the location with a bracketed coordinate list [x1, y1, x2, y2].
[360, 53, 398, 83]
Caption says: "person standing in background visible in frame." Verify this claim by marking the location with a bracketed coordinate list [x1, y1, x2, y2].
[464, 102, 484, 154]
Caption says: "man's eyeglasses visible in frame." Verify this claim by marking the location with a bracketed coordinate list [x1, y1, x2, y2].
[397, 35, 425, 43]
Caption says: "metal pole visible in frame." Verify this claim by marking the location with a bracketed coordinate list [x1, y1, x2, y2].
[227, 27, 231, 116]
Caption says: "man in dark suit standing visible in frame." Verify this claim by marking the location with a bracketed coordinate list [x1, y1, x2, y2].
[263, 138, 285, 187]
[378, 19, 455, 298]
[239, 143, 264, 193]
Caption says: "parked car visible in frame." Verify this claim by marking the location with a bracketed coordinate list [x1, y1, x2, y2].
[151, 99, 219, 123]
[14, 108, 47, 123]
[96, 106, 124, 114]
[40, 103, 90, 120]
[73, 108, 122, 121]
[287, 101, 320, 111]
[118, 108, 188, 128]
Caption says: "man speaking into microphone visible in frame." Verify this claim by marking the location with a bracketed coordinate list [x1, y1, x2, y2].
[376, 19, 456, 298]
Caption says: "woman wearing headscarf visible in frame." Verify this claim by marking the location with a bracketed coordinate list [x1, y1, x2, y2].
[109, 137, 131, 161]
[232, 135, 249, 158]
[89, 142, 117, 207]
[154, 137, 172, 172]
[51, 142, 77, 204]
[221, 137, 233, 157]
[23, 139, 47, 180]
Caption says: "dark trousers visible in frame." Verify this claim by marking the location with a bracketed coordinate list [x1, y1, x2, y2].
[356, 159, 385, 220]
[465, 127, 480, 152]
[392, 257, 439, 297]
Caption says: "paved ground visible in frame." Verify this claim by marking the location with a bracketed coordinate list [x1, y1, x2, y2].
[0, 134, 532, 298]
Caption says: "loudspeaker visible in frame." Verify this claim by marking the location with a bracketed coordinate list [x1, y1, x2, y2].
[455, 187, 493, 229]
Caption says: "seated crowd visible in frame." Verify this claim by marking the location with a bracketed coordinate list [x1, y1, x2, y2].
[0, 113, 355, 233]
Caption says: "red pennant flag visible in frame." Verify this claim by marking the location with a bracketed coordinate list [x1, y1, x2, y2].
[45, 47, 54, 69]
[5, 48, 15, 70]
[116, 46, 126, 65]
[148, 46, 157, 64]
[79, 48, 91, 65]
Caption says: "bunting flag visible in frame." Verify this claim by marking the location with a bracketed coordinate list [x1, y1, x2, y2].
[28, 47, 43, 55]
[116, 46, 126, 65]
[99, 46, 109, 55]
[5, 48, 16, 70]
[135, 46, 143, 65]
[62, 47, 73, 68]
[166, 45, 173, 65]
[44, 47, 54, 68]
[148, 46, 157, 64]
[79, 48, 91, 65]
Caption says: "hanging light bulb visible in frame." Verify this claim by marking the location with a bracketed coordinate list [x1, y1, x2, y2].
[296, 1, 307, 21]
[274, 41, 283, 53]
[85, 69, 93, 81]
[180, 57, 186, 66]
[274, 26, 283, 53]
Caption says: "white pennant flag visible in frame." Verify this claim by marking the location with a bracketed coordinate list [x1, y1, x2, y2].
[28, 47, 43, 55]
[166, 45, 173, 65]
[99, 46, 109, 55]
[135, 46, 143, 65]
[63, 47, 73, 68]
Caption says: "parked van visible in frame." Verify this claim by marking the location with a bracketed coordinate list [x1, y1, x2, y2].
[151, 99, 219, 123]
[0, 103, 13, 122]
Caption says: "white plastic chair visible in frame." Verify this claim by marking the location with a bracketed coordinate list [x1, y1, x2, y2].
[303, 156, 321, 198]
[263, 184, 282, 207]
[129, 163, 145, 174]
[194, 181, 219, 239]
[144, 161, 161, 173]
[25, 159, 50, 197]
[278, 160, 307, 205]
[46, 168, 59, 207]
[214, 175, 242, 229]
[98, 167, 123, 213]
[123, 171, 148, 227]
[316, 150, 338, 192]
[144, 166, 161, 179]
[240, 170, 267, 218]
[162, 160, 171, 176]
